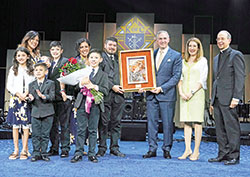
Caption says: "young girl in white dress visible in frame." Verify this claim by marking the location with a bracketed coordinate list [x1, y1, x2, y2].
[6, 47, 35, 160]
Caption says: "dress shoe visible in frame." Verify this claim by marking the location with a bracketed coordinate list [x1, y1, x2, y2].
[163, 150, 171, 159]
[48, 150, 59, 156]
[70, 155, 82, 163]
[178, 151, 192, 160]
[142, 151, 156, 158]
[41, 155, 50, 162]
[31, 156, 41, 162]
[224, 158, 239, 165]
[96, 150, 106, 157]
[110, 150, 125, 157]
[60, 151, 69, 158]
[189, 153, 200, 161]
[88, 156, 98, 163]
[208, 156, 227, 163]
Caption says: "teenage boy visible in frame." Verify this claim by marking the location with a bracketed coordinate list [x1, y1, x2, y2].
[48, 41, 71, 157]
[28, 63, 55, 162]
[71, 49, 109, 163]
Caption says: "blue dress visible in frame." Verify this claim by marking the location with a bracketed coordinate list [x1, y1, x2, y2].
[7, 95, 31, 125]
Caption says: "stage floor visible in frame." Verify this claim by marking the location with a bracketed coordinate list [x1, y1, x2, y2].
[0, 130, 250, 177]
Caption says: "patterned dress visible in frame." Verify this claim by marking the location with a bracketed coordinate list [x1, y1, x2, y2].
[6, 66, 34, 125]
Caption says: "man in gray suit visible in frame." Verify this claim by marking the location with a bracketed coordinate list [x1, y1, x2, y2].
[209, 30, 245, 165]
[142, 30, 182, 159]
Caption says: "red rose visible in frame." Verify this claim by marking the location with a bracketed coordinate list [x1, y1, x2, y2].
[68, 57, 77, 64]
[71, 58, 77, 64]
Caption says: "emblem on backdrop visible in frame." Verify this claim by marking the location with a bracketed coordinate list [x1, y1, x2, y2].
[114, 17, 155, 50]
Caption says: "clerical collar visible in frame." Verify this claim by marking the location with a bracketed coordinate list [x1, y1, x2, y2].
[220, 46, 229, 53]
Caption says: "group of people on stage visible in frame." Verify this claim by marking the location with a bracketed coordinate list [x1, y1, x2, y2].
[5, 29, 245, 166]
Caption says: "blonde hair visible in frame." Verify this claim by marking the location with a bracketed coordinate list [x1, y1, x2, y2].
[184, 37, 204, 62]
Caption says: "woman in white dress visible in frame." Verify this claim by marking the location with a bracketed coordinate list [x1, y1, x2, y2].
[178, 37, 208, 161]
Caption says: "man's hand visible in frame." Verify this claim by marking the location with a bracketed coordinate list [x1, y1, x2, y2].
[150, 87, 162, 94]
[138, 88, 145, 93]
[209, 105, 214, 115]
[112, 85, 124, 94]
[230, 99, 239, 108]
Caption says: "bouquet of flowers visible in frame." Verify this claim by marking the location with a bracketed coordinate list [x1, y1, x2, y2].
[59, 57, 85, 76]
[58, 57, 104, 106]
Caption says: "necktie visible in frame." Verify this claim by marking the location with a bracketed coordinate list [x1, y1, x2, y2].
[89, 68, 95, 80]
[38, 82, 43, 90]
[110, 55, 115, 68]
[51, 61, 56, 73]
[156, 50, 164, 71]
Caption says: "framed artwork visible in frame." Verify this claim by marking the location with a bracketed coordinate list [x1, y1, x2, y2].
[119, 48, 156, 92]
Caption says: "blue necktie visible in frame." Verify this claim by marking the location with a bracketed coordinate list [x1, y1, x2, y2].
[89, 68, 95, 80]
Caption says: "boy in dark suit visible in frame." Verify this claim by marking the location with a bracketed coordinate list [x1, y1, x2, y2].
[48, 41, 72, 157]
[28, 63, 55, 162]
[70, 49, 109, 163]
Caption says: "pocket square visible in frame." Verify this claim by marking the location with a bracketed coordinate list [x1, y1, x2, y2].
[167, 59, 171, 62]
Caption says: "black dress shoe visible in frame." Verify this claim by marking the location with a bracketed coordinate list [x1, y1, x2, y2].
[31, 156, 41, 162]
[110, 150, 125, 157]
[143, 151, 156, 158]
[48, 150, 59, 156]
[60, 151, 69, 158]
[224, 158, 239, 165]
[88, 156, 98, 163]
[70, 155, 82, 163]
[208, 156, 227, 163]
[96, 150, 106, 157]
[163, 150, 171, 159]
[41, 155, 50, 162]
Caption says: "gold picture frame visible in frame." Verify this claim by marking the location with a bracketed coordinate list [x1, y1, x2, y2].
[119, 48, 156, 92]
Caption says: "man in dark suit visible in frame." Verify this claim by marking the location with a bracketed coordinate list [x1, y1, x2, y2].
[96, 37, 125, 157]
[142, 30, 182, 159]
[28, 63, 55, 162]
[47, 41, 72, 157]
[209, 30, 245, 165]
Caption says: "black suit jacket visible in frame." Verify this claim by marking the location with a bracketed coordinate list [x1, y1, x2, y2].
[74, 68, 109, 112]
[211, 47, 245, 106]
[100, 52, 124, 103]
[48, 57, 68, 101]
[28, 79, 55, 118]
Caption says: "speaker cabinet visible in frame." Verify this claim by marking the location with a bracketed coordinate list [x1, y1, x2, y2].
[121, 121, 146, 141]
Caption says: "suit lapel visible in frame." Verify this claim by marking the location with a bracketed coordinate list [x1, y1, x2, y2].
[158, 48, 172, 72]
[40, 80, 48, 93]
[214, 55, 219, 77]
[104, 52, 114, 70]
[217, 48, 231, 76]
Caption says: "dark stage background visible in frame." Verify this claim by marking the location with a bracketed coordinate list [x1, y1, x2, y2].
[1, 0, 250, 108]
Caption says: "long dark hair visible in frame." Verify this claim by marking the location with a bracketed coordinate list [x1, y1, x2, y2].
[12, 47, 34, 76]
[75, 38, 91, 56]
[19, 30, 40, 56]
